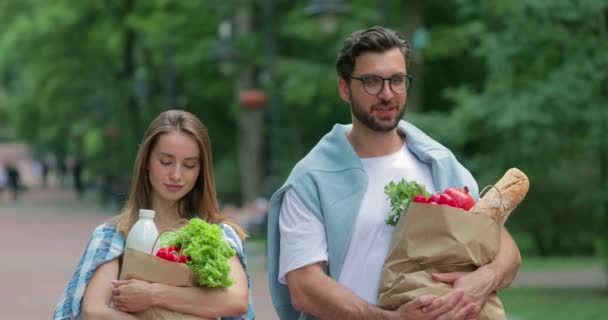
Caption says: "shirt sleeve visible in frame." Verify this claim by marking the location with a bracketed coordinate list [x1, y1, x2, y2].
[220, 224, 244, 255]
[278, 188, 328, 284]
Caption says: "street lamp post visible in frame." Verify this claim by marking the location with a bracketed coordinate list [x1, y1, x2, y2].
[215, 19, 235, 76]
[214, 0, 266, 204]
[305, 0, 351, 33]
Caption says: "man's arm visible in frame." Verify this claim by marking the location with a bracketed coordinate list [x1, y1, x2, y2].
[432, 226, 521, 309]
[288, 262, 476, 320]
[486, 226, 521, 289]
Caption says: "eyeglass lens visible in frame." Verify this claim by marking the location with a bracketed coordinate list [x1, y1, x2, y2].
[363, 75, 408, 95]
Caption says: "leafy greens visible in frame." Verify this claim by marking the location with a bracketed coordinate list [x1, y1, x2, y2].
[160, 218, 236, 288]
[384, 179, 430, 226]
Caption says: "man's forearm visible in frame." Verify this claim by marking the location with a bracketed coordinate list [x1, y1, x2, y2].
[486, 227, 521, 290]
[287, 264, 394, 320]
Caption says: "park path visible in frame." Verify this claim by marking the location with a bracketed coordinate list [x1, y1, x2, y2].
[0, 186, 605, 320]
[0, 187, 275, 320]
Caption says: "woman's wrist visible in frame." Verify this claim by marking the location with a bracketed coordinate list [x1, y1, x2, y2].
[149, 282, 166, 308]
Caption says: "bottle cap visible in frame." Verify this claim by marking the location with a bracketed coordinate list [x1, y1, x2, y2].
[139, 209, 156, 219]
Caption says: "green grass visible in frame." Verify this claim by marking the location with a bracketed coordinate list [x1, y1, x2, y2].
[501, 288, 608, 320]
[520, 256, 601, 271]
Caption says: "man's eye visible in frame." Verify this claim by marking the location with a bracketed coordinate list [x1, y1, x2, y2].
[364, 77, 381, 86]
[391, 77, 405, 84]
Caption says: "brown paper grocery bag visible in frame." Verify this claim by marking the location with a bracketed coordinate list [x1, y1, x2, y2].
[133, 307, 215, 320]
[119, 248, 215, 320]
[378, 202, 506, 320]
[120, 248, 197, 286]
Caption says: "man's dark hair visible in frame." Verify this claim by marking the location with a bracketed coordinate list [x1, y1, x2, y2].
[336, 26, 410, 80]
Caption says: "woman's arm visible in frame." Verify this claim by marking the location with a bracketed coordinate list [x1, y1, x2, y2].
[81, 258, 139, 320]
[112, 255, 249, 318]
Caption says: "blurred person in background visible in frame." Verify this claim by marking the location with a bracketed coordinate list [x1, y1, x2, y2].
[56, 156, 67, 187]
[6, 162, 21, 202]
[267, 26, 521, 320]
[72, 156, 84, 198]
[53, 109, 255, 319]
[0, 161, 7, 199]
[41, 158, 50, 189]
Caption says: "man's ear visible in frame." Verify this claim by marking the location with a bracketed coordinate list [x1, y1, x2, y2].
[338, 77, 351, 103]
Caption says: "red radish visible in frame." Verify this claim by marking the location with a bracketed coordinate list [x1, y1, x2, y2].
[413, 195, 428, 203]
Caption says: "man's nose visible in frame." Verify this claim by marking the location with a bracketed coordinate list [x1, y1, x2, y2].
[377, 79, 395, 99]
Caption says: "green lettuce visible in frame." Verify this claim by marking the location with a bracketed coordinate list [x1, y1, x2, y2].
[160, 218, 236, 288]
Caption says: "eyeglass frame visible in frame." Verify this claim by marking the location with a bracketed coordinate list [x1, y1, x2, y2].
[349, 74, 413, 95]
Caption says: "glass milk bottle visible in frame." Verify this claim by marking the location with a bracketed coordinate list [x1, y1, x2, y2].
[125, 209, 159, 255]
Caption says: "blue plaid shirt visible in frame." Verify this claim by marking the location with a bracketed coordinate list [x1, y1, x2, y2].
[53, 220, 255, 320]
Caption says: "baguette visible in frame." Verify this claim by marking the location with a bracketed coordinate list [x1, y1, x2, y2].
[472, 168, 530, 224]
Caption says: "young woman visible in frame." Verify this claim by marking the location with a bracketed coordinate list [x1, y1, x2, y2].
[53, 110, 255, 319]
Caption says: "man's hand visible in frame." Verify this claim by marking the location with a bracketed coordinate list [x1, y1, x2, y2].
[395, 290, 477, 320]
[432, 266, 498, 314]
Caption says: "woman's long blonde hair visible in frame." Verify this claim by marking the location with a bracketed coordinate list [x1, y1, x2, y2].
[115, 110, 246, 240]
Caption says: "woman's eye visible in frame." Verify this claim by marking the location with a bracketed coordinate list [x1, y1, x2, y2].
[160, 161, 172, 166]
[184, 162, 197, 169]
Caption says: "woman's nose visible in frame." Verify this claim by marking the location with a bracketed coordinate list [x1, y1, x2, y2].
[170, 165, 182, 181]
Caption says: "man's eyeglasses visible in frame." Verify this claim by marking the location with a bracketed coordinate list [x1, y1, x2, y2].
[350, 74, 413, 95]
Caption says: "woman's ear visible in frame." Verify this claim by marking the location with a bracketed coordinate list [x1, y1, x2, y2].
[338, 77, 351, 103]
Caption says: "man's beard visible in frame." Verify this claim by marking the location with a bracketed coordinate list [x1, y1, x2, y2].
[350, 93, 406, 132]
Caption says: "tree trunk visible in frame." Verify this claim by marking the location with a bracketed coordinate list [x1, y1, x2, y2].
[118, 0, 140, 168]
[596, 7, 608, 277]
[236, 0, 265, 203]
[401, 0, 424, 112]
[163, 41, 177, 109]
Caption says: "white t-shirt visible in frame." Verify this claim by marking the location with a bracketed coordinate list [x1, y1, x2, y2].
[278, 142, 435, 304]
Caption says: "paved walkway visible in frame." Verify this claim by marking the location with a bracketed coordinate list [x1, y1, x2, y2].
[0, 187, 275, 320]
[0, 187, 605, 319]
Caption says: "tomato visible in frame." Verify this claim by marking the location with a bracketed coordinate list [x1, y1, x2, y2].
[438, 193, 458, 207]
[443, 186, 476, 211]
[427, 194, 440, 203]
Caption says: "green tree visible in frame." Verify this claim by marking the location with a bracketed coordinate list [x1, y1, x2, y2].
[414, 1, 608, 260]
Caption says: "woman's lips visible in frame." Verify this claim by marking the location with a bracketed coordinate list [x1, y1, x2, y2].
[165, 184, 184, 192]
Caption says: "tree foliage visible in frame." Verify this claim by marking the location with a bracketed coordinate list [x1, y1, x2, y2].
[413, 0, 608, 259]
[1, 0, 607, 261]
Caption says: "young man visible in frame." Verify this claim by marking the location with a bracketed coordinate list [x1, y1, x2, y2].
[267, 26, 521, 320]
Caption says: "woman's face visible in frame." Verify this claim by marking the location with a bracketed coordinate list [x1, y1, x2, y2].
[147, 131, 201, 206]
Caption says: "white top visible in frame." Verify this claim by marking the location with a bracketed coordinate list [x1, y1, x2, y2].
[278, 143, 435, 304]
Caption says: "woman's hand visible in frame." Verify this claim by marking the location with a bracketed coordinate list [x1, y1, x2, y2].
[111, 279, 155, 312]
